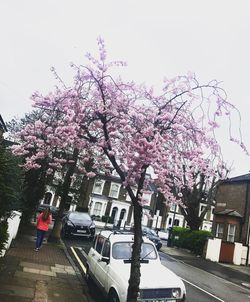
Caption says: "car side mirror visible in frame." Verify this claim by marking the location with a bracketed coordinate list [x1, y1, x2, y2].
[101, 256, 110, 264]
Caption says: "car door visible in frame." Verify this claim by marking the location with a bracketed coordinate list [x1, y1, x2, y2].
[94, 238, 111, 291]
[88, 235, 105, 285]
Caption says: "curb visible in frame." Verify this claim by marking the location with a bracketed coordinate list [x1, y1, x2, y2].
[60, 238, 81, 277]
[60, 239, 94, 302]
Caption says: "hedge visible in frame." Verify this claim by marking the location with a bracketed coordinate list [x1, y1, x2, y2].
[101, 215, 114, 224]
[172, 226, 213, 255]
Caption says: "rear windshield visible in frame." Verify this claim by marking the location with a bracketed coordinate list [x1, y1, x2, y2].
[112, 242, 157, 260]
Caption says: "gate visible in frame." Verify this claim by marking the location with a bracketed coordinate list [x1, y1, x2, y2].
[219, 241, 235, 263]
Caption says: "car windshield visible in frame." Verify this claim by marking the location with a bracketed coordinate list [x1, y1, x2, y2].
[69, 212, 91, 221]
[112, 242, 157, 260]
[144, 227, 158, 236]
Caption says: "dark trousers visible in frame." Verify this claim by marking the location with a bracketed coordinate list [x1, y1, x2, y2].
[36, 229, 46, 249]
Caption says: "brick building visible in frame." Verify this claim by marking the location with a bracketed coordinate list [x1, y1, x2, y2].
[213, 174, 250, 245]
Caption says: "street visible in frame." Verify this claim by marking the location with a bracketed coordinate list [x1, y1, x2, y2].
[63, 237, 250, 302]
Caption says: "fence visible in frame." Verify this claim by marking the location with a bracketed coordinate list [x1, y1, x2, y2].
[1, 211, 22, 257]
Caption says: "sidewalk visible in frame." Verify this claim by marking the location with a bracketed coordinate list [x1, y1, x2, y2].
[0, 223, 93, 302]
[161, 245, 250, 289]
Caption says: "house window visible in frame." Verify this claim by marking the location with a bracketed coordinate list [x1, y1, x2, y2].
[111, 207, 118, 220]
[109, 183, 121, 198]
[142, 193, 152, 206]
[93, 179, 105, 194]
[200, 205, 207, 220]
[93, 202, 102, 216]
[216, 223, 224, 239]
[170, 204, 179, 212]
[44, 192, 52, 205]
[227, 224, 236, 243]
[119, 209, 126, 220]
[126, 188, 137, 201]
[168, 217, 172, 225]
[174, 219, 179, 226]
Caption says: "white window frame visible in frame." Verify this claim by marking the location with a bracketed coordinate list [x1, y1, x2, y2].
[109, 183, 121, 199]
[170, 204, 179, 212]
[142, 192, 152, 206]
[126, 188, 137, 201]
[93, 201, 102, 216]
[200, 204, 208, 220]
[227, 224, 236, 243]
[216, 223, 224, 239]
[92, 179, 105, 195]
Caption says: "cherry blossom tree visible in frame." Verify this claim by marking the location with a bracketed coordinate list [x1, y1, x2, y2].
[12, 38, 246, 302]
[9, 111, 94, 241]
[171, 166, 229, 230]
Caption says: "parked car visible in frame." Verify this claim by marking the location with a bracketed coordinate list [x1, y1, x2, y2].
[157, 228, 169, 241]
[142, 226, 162, 250]
[61, 211, 95, 239]
[86, 230, 186, 302]
[37, 204, 59, 220]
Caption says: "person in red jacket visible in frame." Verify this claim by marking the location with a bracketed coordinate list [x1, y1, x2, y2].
[35, 207, 52, 251]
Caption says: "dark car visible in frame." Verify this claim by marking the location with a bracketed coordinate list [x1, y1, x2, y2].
[61, 211, 95, 239]
[37, 204, 59, 220]
[142, 226, 162, 250]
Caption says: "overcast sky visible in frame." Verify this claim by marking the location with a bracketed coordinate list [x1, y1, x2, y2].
[1, 0, 250, 177]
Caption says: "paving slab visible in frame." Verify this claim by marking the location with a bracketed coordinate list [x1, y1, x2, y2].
[20, 261, 51, 271]
[15, 270, 52, 281]
[0, 284, 34, 298]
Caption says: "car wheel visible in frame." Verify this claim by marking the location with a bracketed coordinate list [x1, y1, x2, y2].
[108, 289, 120, 302]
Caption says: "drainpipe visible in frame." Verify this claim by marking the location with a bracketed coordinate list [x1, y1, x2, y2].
[245, 182, 250, 266]
[246, 214, 250, 266]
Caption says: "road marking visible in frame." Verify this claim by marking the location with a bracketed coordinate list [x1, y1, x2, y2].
[182, 278, 225, 302]
[160, 252, 250, 293]
[70, 247, 86, 274]
[78, 247, 88, 258]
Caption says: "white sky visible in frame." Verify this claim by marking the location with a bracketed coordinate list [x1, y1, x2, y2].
[1, 0, 250, 177]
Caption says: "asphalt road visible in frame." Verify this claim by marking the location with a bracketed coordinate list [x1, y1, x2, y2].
[63, 237, 250, 302]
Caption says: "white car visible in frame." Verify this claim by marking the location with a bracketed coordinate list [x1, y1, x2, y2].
[86, 230, 186, 302]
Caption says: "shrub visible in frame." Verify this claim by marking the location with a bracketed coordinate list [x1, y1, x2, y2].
[0, 220, 9, 256]
[101, 215, 114, 224]
[172, 226, 213, 255]
[91, 215, 101, 221]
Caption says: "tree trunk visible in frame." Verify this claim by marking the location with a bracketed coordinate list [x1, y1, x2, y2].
[126, 200, 143, 302]
[48, 148, 79, 242]
[78, 176, 90, 210]
[20, 164, 47, 226]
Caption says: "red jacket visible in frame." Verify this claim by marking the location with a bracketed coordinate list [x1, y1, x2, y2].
[37, 212, 52, 231]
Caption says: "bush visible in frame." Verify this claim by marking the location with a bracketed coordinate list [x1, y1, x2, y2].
[0, 221, 9, 256]
[91, 215, 101, 221]
[101, 215, 114, 224]
[172, 226, 213, 255]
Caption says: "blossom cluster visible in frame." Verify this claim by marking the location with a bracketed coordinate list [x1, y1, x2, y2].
[12, 38, 247, 205]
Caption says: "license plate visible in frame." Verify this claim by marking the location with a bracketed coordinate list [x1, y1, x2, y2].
[77, 230, 87, 233]
[151, 300, 174, 302]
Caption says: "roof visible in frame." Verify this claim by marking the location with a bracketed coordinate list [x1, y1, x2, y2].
[97, 229, 153, 244]
[222, 173, 250, 183]
[0, 115, 7, 132]
[214, 209, 243, 218]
